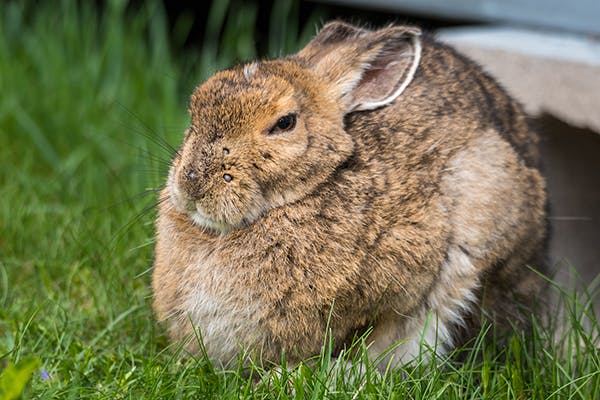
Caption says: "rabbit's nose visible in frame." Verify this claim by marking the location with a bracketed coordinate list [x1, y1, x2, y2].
[183, 168, 198, 180]
[179, 164, 208, 199]
[182, 163, 207, 181]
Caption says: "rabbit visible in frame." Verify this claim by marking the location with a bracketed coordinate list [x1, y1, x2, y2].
[152, 21, 548, 368]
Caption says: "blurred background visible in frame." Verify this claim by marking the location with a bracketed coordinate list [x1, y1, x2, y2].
[1, 0, 598, 327]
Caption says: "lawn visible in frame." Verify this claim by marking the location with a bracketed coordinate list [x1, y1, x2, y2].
[0, 1, 598, 398]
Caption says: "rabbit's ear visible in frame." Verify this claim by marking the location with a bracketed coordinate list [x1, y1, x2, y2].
[299, 20, 370, 48]
[298, 22, 422, 112]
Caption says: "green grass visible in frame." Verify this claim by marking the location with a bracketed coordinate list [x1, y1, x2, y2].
[0, 0, 598, 398]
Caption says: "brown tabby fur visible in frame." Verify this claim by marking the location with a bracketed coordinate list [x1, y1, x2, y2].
[152, 21, 547, 367]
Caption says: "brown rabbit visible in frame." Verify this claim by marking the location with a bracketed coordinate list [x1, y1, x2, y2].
[152, 21, 548, 367]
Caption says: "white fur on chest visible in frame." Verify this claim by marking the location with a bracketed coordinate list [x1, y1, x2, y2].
[367, 245, 479, 366]
[180, 247, 263, 366]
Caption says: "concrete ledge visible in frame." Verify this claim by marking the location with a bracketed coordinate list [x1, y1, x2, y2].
[438, 26, 600, 132]
[438, 26, 600, 66]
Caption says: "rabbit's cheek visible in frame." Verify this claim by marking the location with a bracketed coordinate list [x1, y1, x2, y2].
[285, 132, 311, 157]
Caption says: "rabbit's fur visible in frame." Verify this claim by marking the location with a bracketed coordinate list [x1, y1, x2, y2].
[152, 22, 547, 367]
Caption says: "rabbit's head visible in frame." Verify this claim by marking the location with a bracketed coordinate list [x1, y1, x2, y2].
[167, 22, 422, 233]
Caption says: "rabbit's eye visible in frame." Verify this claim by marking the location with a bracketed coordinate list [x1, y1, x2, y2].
[269, 114, 297, 134]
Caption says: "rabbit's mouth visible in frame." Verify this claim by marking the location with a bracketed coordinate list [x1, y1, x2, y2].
[168, 182, 260, 234]
[169, 186, 239, 234]
[167, 164, 268, 234]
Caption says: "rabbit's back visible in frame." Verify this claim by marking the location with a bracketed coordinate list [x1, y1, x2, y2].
[346, 35, 547, 349]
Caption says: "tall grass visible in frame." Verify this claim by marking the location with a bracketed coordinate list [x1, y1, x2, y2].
[0, 2, 182, 397]
[0, 0, 598, 398]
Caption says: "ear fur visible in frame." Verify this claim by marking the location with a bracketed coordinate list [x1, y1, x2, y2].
[297, 21, 422, 112]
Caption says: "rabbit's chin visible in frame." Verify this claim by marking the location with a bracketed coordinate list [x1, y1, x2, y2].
[176, 199, 248, 234]
[167, 182, 237, 234]
[189, 210, 238, 234]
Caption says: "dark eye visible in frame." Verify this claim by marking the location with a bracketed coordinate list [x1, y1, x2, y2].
[270, 113, 297, 134]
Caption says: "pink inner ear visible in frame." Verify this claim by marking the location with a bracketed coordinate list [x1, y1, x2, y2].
[350, 38, 419, 111]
